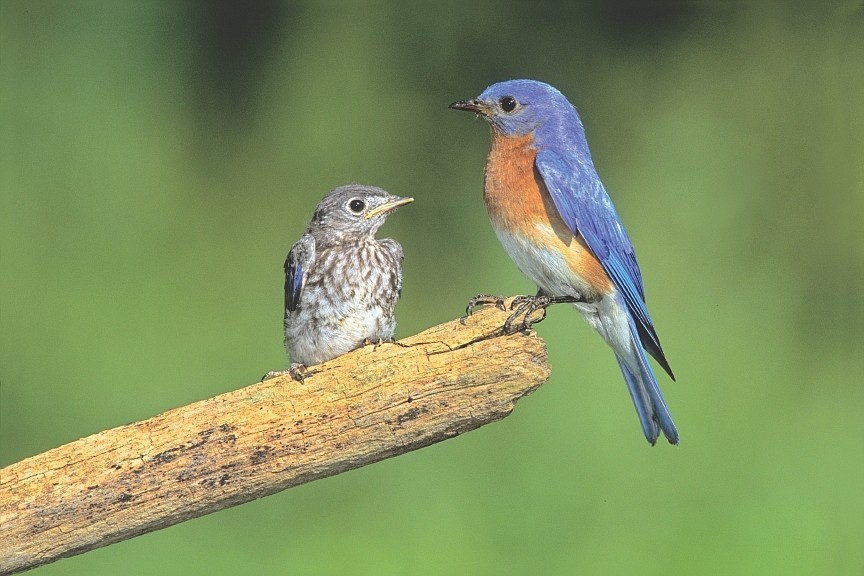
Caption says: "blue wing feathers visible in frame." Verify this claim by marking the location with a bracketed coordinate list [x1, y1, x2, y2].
[535, 149, 674, 380]
[284, 257, 303, 312]
[285, 235, 314, 313]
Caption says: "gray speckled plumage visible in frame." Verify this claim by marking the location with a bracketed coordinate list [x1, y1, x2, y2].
[282, 184, 412, 369]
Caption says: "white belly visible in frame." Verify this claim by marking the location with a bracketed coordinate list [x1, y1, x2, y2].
[494, 223, 599, 300]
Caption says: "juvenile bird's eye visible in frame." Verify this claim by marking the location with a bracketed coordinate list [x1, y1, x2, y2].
[348, 199, 365, 214]
[499, 96, 517, 112]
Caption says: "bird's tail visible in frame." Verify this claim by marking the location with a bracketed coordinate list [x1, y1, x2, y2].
[616, 322, 679, 445]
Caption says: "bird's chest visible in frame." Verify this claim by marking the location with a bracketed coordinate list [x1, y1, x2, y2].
[482, 132, 612, 298]
[308, 242, 396, 309]
[483, 133, 552, 236]
[482, 132, 576, 259]
[285, 242, 399, 364]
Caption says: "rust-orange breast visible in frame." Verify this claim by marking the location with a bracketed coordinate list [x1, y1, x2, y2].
[483, 131, 613, 294]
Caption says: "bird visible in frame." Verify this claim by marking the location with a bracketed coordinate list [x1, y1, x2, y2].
[450, 79, 679, 445]
[267, 184, 413, 380]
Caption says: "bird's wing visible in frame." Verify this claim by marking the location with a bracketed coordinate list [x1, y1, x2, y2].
[535, 149, 673, 379]
[284, 234, 316, 314]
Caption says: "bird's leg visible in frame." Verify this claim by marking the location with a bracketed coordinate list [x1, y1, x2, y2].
[462, 294, 507, 321]
[503, 291, 586, 333]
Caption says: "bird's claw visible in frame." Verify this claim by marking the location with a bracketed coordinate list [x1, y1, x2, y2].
[462, 294, 507, 323]
[502, 294, 585, 333]
[289, 363, 314, 381]
[363, 337, 393, 351]
[502, 297, 548, 333]
[261, 363, 316, 383]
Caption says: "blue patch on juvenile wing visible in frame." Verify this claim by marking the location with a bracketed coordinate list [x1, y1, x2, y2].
[284, 235, 315, 315]
[285, 258, 303, 312]
[535, 149, 674, 379]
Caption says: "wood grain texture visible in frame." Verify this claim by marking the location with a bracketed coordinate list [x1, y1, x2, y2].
[0, 301, 550, 575]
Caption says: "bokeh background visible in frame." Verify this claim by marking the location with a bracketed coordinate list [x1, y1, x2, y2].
[2, 2, 862, 574]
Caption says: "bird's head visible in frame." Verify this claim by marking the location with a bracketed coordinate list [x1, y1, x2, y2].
[308, 184, 413, 239]
[449, 79, 584, 142]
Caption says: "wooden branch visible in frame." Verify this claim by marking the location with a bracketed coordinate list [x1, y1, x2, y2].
[0, 301, 549, 575]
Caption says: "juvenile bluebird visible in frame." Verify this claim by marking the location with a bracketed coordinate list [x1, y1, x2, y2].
[269, 184, 413, 380]
[450, 79, 678, 445]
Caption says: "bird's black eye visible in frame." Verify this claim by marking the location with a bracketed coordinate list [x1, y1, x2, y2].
[499, 96, 517, 112]
[348, 198, 365, 214]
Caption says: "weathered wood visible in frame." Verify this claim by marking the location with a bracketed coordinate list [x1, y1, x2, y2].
[0, 301, 550, 575]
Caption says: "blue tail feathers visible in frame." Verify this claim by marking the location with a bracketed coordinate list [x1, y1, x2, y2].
[618, 322, 679, 445]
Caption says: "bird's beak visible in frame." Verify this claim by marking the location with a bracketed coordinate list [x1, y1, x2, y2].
[449, 98, 490, 116]
[364, 196, 414, 219]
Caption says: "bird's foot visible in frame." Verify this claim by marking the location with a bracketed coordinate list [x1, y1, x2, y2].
[289, 363, 317, 382]
[363, 337, 393, 351]
[261, 369, 285, 381]
[461, 294, 507, 324]
[503, 294, 584, 333]
[262, 363, 315, 382]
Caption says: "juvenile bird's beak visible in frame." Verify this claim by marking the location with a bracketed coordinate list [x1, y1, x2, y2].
[364, 196, 414, 219]
[449, 99, 489, 116]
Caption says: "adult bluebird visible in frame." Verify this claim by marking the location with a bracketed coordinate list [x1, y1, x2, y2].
[450, 79, 678, 445]
[270, 184, 412, 380]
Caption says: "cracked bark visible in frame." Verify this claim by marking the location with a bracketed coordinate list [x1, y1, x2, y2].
[0, 300, 550, 575]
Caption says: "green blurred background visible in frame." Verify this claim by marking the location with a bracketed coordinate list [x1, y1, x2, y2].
[2, 1, 862, 574]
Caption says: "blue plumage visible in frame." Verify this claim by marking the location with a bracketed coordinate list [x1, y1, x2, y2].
[285, 252, 304, 312]
[536, 150, 674, 380]
[451, 79, 679, 445]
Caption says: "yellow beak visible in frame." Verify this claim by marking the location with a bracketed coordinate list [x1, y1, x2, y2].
[364, 196, 414, 219]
